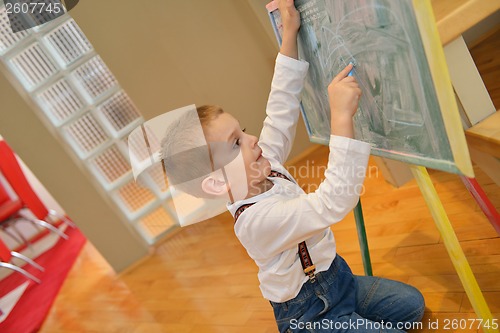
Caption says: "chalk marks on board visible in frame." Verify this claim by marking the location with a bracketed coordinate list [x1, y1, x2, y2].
[319, 5, 426, 136]
[271, 0, 454, 169]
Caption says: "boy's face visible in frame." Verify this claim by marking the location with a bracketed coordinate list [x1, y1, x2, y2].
[205, 113, 271, 197]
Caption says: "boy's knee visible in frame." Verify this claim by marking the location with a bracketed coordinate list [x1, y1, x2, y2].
[401, 285, 425, 322]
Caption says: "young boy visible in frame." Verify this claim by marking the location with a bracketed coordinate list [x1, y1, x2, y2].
[161, 0, 425, 331]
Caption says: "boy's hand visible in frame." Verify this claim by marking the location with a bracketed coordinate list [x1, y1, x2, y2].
[328, 64, 361, 138]
[278, 0, 300, 59]
[278, 0, 300, 35]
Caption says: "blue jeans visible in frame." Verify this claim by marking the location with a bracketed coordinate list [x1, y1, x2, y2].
[270, 255, 425, 332]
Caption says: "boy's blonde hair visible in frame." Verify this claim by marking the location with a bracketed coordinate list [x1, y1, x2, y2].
[160, 105, 224, 198]
[197, 105, 224, 126]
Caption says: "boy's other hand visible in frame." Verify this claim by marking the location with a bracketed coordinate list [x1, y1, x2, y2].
[328, 64, 361, 137]
[278, 0, 300, 34]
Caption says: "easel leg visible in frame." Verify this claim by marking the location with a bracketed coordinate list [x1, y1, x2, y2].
[411, 165, 498, 333]
[354, 200, 373, 276]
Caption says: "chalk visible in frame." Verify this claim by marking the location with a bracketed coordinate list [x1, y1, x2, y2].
[348, 61, 355, 77]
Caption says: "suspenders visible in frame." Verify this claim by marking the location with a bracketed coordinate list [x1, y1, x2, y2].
[234, 170, 317, 283]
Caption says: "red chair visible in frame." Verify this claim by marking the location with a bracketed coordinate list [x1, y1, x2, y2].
[0, 236, 43, 284]
[0, 140, 75, 240]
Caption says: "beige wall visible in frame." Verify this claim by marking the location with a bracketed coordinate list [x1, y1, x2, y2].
[0, 0, 315, 272]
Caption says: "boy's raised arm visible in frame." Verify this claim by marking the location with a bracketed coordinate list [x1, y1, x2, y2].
[259, 0, 307, 165]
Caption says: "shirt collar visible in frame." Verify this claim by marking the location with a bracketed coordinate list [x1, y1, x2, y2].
[226, 176, 284, 216]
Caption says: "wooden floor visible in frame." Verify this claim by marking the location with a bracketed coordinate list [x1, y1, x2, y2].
[39, 32, 499, 333]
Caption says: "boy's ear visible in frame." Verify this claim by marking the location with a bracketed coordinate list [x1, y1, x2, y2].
[201, 176, 228, 196]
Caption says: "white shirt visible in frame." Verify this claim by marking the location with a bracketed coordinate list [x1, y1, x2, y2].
[227, 53, 371, 303]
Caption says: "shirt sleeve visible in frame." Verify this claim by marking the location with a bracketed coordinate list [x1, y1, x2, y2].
[236, 135, 371, 259]
[259, 53, 309, 165]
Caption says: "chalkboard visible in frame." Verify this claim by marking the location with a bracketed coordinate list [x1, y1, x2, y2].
[267, 0, 473, 177]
